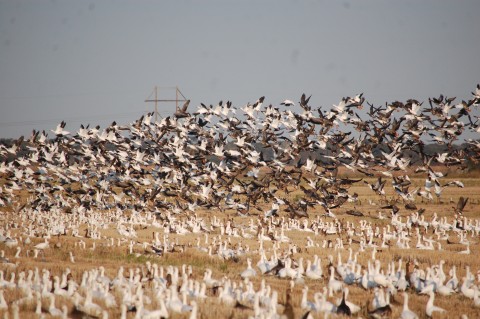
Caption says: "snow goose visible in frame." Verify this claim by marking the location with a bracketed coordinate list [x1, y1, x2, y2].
[400, 292, 418, 319]
[75, 290, 103, 318]
[47, 294, 64, 317]
[51, 121, 70, 137]
[336, 290, 351, 316]
[35, 292, 42, 315]
[436, 284, 455, 296]
[13, 283, 34, 307]
[69, 251, 75, 263]
[241, 258, 257, 279]
[300, 286, 316, 311]
[336, 288, 360, 314]
[134, 298, 169, 319]
[314, 288, 336, 314]
[361, 268, 376, 290]
[305, 259, 322, 280]
[473, 286, 480, 308]
[460, 277, 475, 299]
[426, 291, 446, 317]
[256, 250, 271, 274]
[281, 99, 295, 106]
[11, 302, 19, 319]
[278, 258, 297, 279]
[445, 265, 459, 291]
[371, 287, 386, 309]
[368, 289, 392, 319]
[34, 238, 50, 250]
[189, 300, 198, 319]
[203, 268, 220, 288]
[167, 285, 192, 313]
[328, 266, 343, 296]
[218, 286, 236, 306]
[52, 276, 70, 298]
[14, 247, 21, 258]
[0, 290, 7, 311]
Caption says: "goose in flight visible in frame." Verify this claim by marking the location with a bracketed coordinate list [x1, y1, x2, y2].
[454, 196, 468, 214]
[174, 99, 191, 118]
[281, 99, 295, 106]
[51, 121, 70, 137]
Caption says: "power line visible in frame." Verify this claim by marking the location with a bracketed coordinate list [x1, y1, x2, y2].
[0, 111, 145, 128]
[0, 91, 138, 100]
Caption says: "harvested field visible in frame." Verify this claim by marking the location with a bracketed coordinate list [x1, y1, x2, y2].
[0, 180, 479, 318]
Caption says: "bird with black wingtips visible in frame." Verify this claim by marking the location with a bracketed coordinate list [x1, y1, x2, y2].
[281, 99, 295, 107]
[336, 289, 351, 316]
[364, 177, 386, 196]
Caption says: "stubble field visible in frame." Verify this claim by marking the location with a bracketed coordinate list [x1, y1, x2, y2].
[1, 170, 480, 319]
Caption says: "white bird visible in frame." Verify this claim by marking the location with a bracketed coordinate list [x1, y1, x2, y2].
[305, 259, 323, 280]
[34, 238, 49, 250]
[400, 292, 418, 319]
[426, 291, 446, 317]
[301, 286, 316, 311]
[14, 247, 21, 258]
[281, 99, 295, 106]
[0, 290, 7, 311]
[11, 303, 19, 319]
[328, 266, 344, 296]
[51, 121, 70, 136]
[336, 288, 361, 314]
[47, 294, 64, 317]
[189, 300, 198, 319]
[75, 290, 103, 318]
[241, 258, 257, 279]
[460, 277, 475, 299]
[314, 289, 336, 314]
[473, 286, 480, 308]
[134, 299, 169, 319]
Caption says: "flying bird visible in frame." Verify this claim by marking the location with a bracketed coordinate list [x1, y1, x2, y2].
[281, 99, 295, 106]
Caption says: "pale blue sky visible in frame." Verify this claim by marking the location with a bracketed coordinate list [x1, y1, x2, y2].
[1, 0, 479, 138]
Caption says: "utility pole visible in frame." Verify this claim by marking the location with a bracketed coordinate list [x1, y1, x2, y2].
[145, 86, 188, 123]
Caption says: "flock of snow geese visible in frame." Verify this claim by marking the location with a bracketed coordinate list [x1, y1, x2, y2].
[0, 85, 480, 318]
